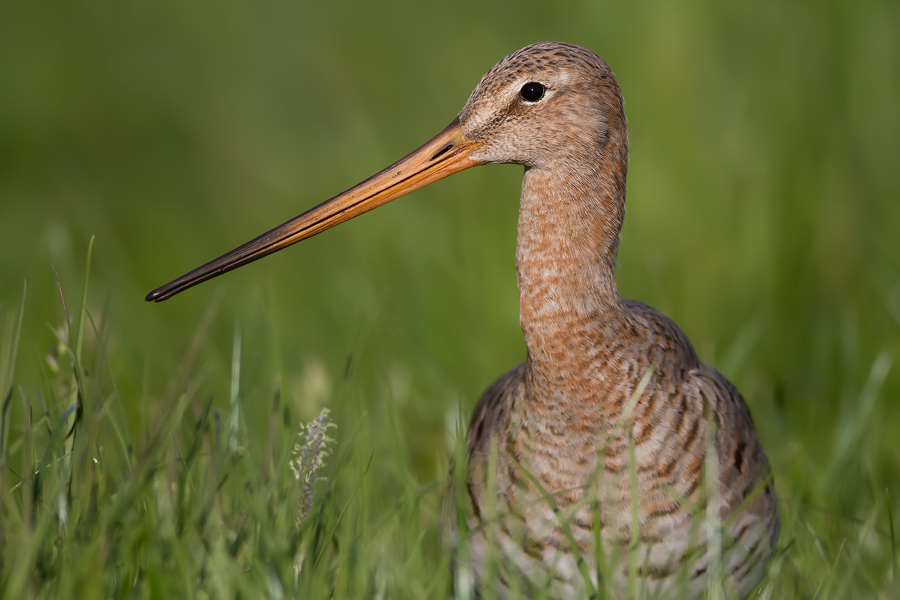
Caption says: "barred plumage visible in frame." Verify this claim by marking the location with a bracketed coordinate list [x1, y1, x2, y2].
[451, 42, 779, 599]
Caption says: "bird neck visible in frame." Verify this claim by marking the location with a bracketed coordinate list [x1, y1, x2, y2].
[516, 160, 627, 387]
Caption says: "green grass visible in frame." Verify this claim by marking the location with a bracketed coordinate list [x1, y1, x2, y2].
[1, 0, 899, 597]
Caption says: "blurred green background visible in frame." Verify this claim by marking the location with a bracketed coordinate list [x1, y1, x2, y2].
[1, 0, 899, 593]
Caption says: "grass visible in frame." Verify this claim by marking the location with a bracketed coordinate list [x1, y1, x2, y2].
[1, 256, 896, 599]
[1, 0, 899, 597]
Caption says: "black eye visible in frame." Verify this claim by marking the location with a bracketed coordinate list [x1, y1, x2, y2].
[519, 82, 545, 102]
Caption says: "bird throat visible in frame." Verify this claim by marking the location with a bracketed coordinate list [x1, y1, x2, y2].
[516, 162, 628, 401]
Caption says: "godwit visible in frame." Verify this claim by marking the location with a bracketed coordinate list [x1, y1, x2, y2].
[147, 42, 779, 598]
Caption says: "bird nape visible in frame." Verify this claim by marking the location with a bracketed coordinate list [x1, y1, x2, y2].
[147, 41, 779, 599]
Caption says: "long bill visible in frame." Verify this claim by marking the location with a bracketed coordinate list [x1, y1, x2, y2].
[146, 118, 483, 302]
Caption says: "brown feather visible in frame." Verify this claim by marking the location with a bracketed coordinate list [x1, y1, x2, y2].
[451, 42, 779, 599]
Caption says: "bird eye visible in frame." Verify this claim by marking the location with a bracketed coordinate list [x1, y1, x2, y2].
[519, 82, 545, 102]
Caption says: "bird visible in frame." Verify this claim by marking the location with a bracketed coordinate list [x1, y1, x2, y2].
[146, 42, 779, 599]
